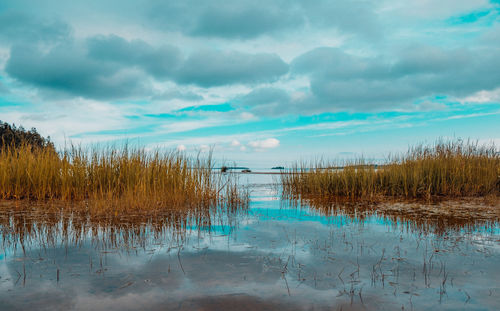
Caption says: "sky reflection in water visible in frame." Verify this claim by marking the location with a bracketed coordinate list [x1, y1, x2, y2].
[0, 174, 499, 310]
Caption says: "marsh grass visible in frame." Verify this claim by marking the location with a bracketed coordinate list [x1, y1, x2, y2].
[282, 140, 500, 202]
[0, 143, 248, 214]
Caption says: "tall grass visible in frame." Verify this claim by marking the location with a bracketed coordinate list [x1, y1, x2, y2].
[0, 143, 248, 213]
[282, 140, 500, 201]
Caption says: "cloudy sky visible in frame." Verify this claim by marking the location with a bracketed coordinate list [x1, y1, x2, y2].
[1, 0, 499, 167]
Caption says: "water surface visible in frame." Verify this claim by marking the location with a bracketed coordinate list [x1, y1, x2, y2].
[1, 173, 499, 310]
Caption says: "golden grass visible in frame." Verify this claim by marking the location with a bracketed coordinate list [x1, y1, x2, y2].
[0, 143, 248, 214]
[282, 140, 500, 201]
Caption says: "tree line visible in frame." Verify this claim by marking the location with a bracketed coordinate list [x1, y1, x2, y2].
[0, 120, 54, 151]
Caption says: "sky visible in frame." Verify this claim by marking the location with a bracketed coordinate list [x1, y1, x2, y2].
[0, 0, 499, 167]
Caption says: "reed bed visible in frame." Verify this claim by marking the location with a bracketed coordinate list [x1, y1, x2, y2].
[282, 140, 500, 201]
[0, 143, 248, 214]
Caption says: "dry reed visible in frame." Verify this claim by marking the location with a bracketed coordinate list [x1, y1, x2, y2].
[282, 140, 500, 201]
[0, 143, 248, 214]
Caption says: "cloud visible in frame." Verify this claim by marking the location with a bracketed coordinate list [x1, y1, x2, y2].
[189, 3, 303, 39]
[239, 112, 256, 120]
[87, 35, 182, 79]
[176, 144, 186, 151]
[0, 0, 384, 41]
[0, 81, 9, 94]
[292, 47, 371, 78]
[287, 45, 500, 111]
[477, 137, 500, 147]
[146, 1, 298, 39]
[480, 24, 500, 45]
[298, 0, 382, 39]
[391, 45, 476, 78]
[461, 87, 500, 103]
[174, 50, 288, 87]
[198, 144, 211, 152]
[0, 98, 132, 145]
[227, 43, 500, 116]
[240, 88, 291, 107]
[248, 138, 280, 150]
[239, 87, 298, 115]
[4, 33, 289, 99]
[153, 90, 203, 101]
[5, 43, 151, 100]
[309, 78, 419, 109]
[412, 101, 447, 111]
[0, 11, 71, 43]
[1, 0, 499, 153]
[146, 0, 380, 39]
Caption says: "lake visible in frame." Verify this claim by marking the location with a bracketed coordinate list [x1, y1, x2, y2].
[0, 173, 498, 310]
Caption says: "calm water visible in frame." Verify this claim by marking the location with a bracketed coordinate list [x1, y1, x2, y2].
[1, 173, 499, 310]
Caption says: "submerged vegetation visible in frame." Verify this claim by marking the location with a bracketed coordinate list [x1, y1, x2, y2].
[282, 140, 500, 202]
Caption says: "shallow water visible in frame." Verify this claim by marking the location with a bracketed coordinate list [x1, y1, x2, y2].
[1, 174, 499, 310]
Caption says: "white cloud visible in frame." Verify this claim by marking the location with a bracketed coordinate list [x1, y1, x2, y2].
[248, 138, 280, 150]
[230, 140, 241, 147]
[176, 144, 186, 151]
[0, 98, 130, 146]
[199, 144, 211, 152]
[477, 138, 500, 147]
[462, 88, 500, 103]
[239, 112, 256, 120]
[159, 120, 227, 134]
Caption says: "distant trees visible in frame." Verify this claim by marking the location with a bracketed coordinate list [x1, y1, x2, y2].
[0, 120, 54, 151]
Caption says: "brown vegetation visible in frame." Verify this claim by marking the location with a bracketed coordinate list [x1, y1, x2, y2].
[0, 143, 248, 214]
[281, 140, 500, 201]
